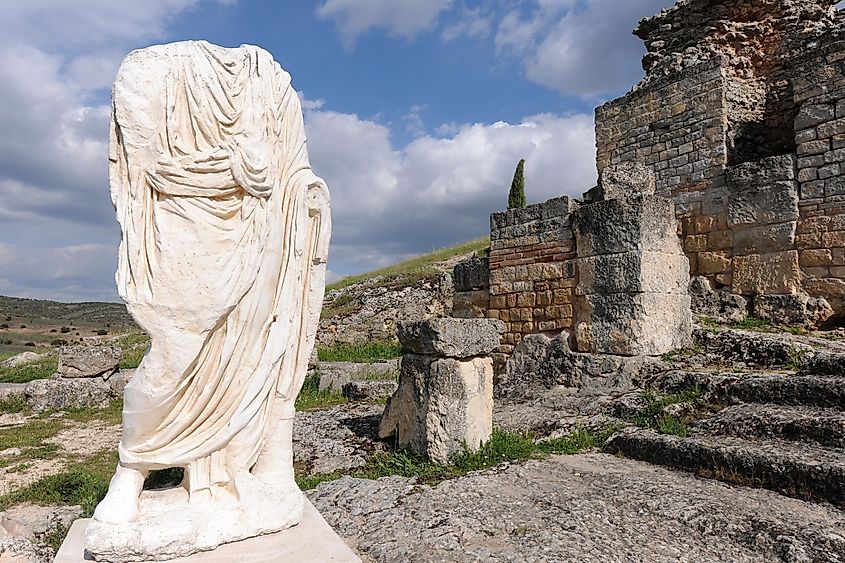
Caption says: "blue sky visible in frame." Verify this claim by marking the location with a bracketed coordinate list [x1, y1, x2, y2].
[0, 0, 712, 301]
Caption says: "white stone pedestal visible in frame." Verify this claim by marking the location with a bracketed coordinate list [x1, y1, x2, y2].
[54, 499, 361, 562]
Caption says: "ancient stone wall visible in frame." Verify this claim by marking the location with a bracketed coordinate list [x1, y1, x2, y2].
[487, 197, 576, 356]
[593, 0, 845, 322]
[595, 60, 731, 282]
[793, 34, 845, 312]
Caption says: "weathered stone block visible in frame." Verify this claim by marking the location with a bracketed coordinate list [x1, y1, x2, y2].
[396, 318, 505, 358]
[342, 379, 399, 401]
[599, 162, 656, 200]
[378, 354, 493, 464]
[453, 257, 489, 292]
[733, 251, 801, 296]
[727, 159, 798, 228]
[732, 222, 796, 255]
[575, 251, 689, 296]
[726, 155, 796, 190]
[752, 293, 834, 329]
[452, 290, 490, 319]
[574, 293, 692, 356]
[573, 197, 679, 256]
[795, 104, 835, 130]
[25, 377, 114, 412]
[58, 345, 122, 379]
[697, 251, 732, 274]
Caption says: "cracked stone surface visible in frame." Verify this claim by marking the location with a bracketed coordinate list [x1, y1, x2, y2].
[293, 402, 387, 475]
[308, 453, 845, 563]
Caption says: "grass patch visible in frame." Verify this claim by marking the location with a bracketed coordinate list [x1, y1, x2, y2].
[326, 237, 490, 292]
[786, 346, 810, 371]
[0, 446, 119, 516]
[0, 393, 30, 414]
[730, 316, 771, 330]
[0, 469, 110, 516]
[298, 426, 619, 490]
[629, 387, 705, 438]
[317, 341, 402, 363]
[0, 354, 57, 384]
[295, 373, 347, 411]
[117, 333, 149, 370]
[537, 425, 621, 455]
[63, 400, 123, 426]
[0, 417, 65, 450]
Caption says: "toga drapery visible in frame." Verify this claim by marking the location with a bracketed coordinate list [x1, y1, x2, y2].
[109, 41, 330, 494]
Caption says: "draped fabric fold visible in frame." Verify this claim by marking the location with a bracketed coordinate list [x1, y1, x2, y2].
[110, 41, 330, 494]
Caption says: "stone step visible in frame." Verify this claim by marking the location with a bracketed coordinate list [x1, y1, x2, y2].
[604, 427, 845, 506]
[695, 404, 845, 449]
[728, 374, 845, 409]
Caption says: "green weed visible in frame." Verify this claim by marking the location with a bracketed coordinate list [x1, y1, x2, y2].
[730, 316, 771, 330]
[298, 426, 618, 490]
[295, 373, 347, 411]
[117, 333, 149, 370]
[317, 342, 402, 363]
[0, 393, 29, 414]
[0, 355, 57, 384]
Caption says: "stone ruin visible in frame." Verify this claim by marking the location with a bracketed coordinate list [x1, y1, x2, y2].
[23, 345, 124, 412]
[379, 318, 502, 464]
[454, 0, 845, 362]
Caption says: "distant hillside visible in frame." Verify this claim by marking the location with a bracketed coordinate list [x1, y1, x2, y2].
[0, 237, 491, 357]
[0, 295, 138, 357]
[319, 237, 490, 346]
[327, 238, 490, 294]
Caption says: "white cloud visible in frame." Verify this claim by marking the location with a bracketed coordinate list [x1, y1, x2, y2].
[316, 0, 453, 46]
[304, 107, 597, 274]
[495, 0, 675, 99]
[0, 0, 236, 301]
[441, 6, 492, 42]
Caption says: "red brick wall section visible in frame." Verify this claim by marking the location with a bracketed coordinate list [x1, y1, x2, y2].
[488, 197, 575, 355]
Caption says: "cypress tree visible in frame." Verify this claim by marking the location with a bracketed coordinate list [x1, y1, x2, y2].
[508, 159, 526, 209]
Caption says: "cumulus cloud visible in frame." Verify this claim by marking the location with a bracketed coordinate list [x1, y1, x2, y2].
[304, 108, 597, 274]
[316, 0, 453, 46]
[495, 0, 675, 99]
[0, 0, 235, 301]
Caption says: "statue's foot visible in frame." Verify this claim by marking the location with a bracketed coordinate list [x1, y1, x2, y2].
[92, 464, 146, 524]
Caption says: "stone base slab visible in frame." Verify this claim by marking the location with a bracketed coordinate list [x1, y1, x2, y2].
[55, 498, 361, 563]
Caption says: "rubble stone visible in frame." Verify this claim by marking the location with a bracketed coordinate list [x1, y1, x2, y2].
[396, 318, 504, 359]
[57, 345, 122, 379]
[24, 376, 113, 412]
[752, 292, 834, 328]
[688, 276, 748, 322]
[379, 353, 493, 464]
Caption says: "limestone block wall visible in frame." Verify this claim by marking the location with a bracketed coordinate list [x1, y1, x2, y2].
[793, 35, 845, 311]
[488, 197, 576, 355]
[726, 155, 801, 295]
[595, 59, 732, 281]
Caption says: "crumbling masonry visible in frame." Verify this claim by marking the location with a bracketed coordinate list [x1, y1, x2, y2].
[455, 0, 845, 360]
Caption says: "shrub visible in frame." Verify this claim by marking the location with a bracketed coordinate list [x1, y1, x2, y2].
[507, 159, 526, 209]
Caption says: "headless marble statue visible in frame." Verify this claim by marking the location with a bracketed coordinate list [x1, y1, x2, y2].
[85, 41, 331, 561]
